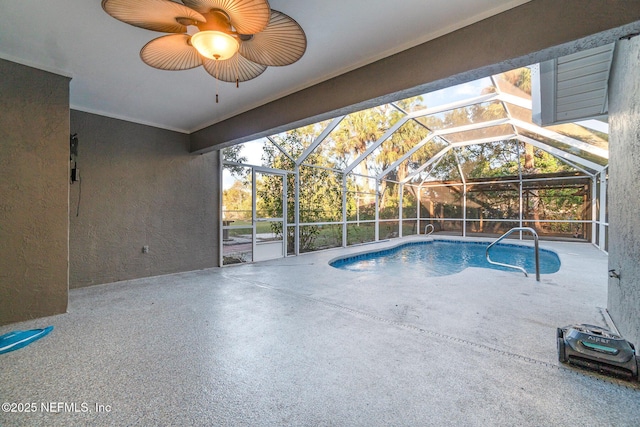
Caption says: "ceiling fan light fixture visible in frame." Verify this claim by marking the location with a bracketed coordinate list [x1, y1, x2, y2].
[101, 0, 307, 97]
[191, 30, 239, 61]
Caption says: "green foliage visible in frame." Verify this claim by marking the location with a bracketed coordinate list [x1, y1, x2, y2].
[502, 68, 532, 95]
[222, 180, 252, 220]
[456, 141, 520, 179]
[222, 145, 249, 178]
[521, 147, 576, 175]
[257, 132, 344, 252]
[226, 68, 594, 242]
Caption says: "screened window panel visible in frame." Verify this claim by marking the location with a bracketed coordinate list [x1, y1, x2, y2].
[389, 138, 449, 182]
[546, 122, 608, 151]
[420, 219, 463, 234]
[419, 77, 493, 110]
[255, 173, 284, 219]
[315, 105, 402, 171]
[347, 223, 376, 245]
[287, 173, 296, 223]
[402, 220, 418, 236]
[299, 224, 342, 253]
[493, 70, 532, 99]
[287, 226, 296, 256]
[516, 127, 608, 167]
[304, 133, 351, 170]
[379, 220, 400, 239]
[441, 124, 515, 144]
[346, 192, 376, 221]
[307, 120, 353, 169]
[414, 115, 444, 130]
[523, 221, 588, 239]
[347, 174, 377, 193]
[520, 146, 585, 175]
[362, 120, 431, 177]
[379, 180, 399, 220]
[420, 185, 463, 219]
[223, 138, 291, 169]
[455, 141, 520, 179]
[222, 227, 253, 265]
[419, 151, 463, 183]
[402, 186, 418, 219]
[522, 179, 591, 222]
[507, 100, 609, 155]
[270, 119, 334, 160]
[222, 165, 252, 223]
[466, 185, 520, 220]
[466, 220, 520, 236]
[393, 94, 431, 113]
[421, 101, 508, 132]
[299, 165, 343, 223]
[503, 102, 533, 123]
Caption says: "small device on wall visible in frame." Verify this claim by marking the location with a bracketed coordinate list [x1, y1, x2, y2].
[70, 133, 79, 183]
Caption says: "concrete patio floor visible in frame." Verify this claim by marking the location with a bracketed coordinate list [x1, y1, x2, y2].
[1, 237, 638, 426]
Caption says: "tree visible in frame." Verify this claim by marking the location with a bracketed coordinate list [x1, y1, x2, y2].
[330, 107, 391, 189]
[258, 132, 343, 252]
[377, 97, 431, 214]
[223, 180, 252, 220]
[222, 144, 249, 178]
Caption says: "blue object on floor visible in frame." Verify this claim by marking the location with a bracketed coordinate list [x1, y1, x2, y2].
[0, 326, 54, 355]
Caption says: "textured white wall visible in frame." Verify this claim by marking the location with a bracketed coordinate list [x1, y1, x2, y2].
[0, 59, 70, 324]
[69, 111, 219, 288]
[608, 35, 640, 346]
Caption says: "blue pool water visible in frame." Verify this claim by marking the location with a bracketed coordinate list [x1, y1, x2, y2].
[330, 240, 561, 276]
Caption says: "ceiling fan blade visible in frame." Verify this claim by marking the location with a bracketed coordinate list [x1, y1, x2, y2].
[202, 54, 267, 82]
[141, 35, 203, 70]
[102, 0, 205, 33]
[238, 10, 307, 67]
[181, 0, 270, 34]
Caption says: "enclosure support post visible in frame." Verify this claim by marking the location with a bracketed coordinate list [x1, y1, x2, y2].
[599, 171, 607, 251]
[517, 141, 523, 239]
[591, 176, 597, 245]
[282, 173, 288, 257]
[462, 183, 467, 238]
[417, 185, 422, 234]
[342, 175, 348, 248]
[218, 150, 224, 267]
[294, 166, 300, 256]
[399, 183, 403, 238]
[251, 168, 257, 261]
[375, 179, 380, 241]
[519, 181, 524, 240]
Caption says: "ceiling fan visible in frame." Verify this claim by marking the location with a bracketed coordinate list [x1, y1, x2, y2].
[102, 0, 307, 101]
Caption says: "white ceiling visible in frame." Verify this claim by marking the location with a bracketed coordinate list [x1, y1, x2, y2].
[0, 0, 530, 133]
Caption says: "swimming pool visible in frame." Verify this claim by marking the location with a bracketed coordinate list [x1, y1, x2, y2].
[330, 239, 561, 276]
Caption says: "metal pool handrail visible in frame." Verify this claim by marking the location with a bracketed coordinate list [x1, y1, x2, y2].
[486, 227, 540, 281]
[424, 224, 434, 235]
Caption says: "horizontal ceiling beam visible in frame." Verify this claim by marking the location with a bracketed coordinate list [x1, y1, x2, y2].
[190, 1, 640, 154]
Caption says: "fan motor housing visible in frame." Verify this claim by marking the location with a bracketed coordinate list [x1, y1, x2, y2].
[557, 324, 638, 380]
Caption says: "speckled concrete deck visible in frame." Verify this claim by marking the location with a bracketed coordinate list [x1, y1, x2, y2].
[1, 237, 638, 426]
